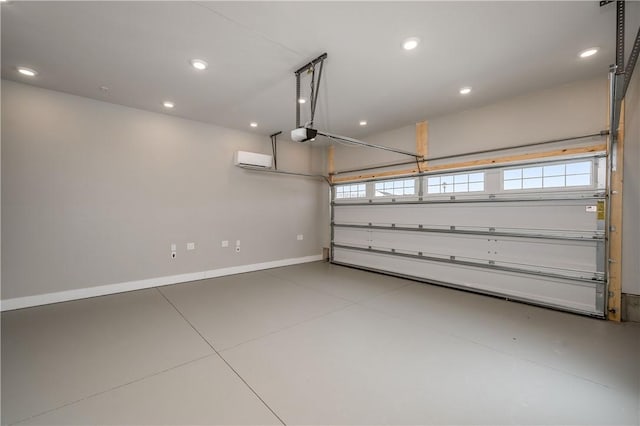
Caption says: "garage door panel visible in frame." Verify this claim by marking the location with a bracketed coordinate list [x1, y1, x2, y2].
[333, 247, 602, 315]
[334, 200, 601, 233]
[334, 227, 600, 279]
[492, 238, 600, 275]
[331, 155, 606, 317]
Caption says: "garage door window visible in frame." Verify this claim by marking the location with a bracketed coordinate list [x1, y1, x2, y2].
[503, 160, 592, 190]
[374, 179, 416, 197]
[427, 172, 485, 194]
[335, 183, 366, 199]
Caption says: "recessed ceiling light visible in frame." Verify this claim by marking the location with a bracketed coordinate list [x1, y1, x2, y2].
[298, 98, 306, 104]
[163, 101, 175, 109]
[99, 86, 109, 92]
[579, 48, 598, 58]
[459, 86, 472, 95]
[250, 122, 258, 128]
[17, 66, 37, 77]
[402, 37, 420, 51]
[359, 120, 367, 126]
[190, 59, 208, 70]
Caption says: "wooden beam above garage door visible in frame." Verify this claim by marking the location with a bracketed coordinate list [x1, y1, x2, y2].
[332, 144, 607, 184]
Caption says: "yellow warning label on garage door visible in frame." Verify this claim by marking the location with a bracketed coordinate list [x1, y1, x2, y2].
[597, 200, 605, 220]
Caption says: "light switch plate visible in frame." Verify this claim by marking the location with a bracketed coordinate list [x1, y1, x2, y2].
[221, 240, 229, 248]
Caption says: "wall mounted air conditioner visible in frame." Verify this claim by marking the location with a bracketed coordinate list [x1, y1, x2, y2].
[234, 151, 273, 168]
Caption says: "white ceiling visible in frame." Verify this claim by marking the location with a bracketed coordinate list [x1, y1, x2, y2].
[1, 1, 622, 139]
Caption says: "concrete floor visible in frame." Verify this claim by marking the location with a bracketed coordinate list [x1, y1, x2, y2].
[2, 261, 639, 425]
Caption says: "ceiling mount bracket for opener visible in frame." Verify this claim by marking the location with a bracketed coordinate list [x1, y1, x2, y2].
[295, 53, 327, 129]
[291, 53, 423, 161]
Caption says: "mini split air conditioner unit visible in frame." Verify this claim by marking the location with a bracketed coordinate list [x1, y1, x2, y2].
[234, 151, 273, 168]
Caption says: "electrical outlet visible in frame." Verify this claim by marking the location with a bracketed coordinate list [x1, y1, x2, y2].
[235, 246, 241, 253]
[235, 240, 241, 246]
[170, 243, 177, 251]
[221, 240, 229, 248]
[297, 234, 304, 241]
[187, 242, 195, 250]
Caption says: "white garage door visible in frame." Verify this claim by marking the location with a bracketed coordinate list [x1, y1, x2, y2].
[331, 153, 607, 317]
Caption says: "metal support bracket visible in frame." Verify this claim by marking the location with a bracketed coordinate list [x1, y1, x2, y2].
[616, 1, 625, 71]
[622, 25, 640, 98]
[294, 53, 327, 128]
[270, 131, 282, 170]
[606, 0, 640, 131]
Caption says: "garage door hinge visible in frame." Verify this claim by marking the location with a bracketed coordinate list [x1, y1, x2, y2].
[608, 258, 617, 263]
[609, 226, 617, 232]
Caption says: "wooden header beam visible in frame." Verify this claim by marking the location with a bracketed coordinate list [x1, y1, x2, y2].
[332, 144, 606, 184]
[327, 145, 335, 184]
[416, 121, 428, 160]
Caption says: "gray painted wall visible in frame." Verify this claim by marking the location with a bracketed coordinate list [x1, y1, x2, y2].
[1, 80, 323, 300]
[330, 77, 639, 295]
[623, 63, 640, 296]
[333, 78, 608, 171]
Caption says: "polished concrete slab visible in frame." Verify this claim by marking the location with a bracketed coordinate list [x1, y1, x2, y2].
[2, 261, 639, 425]
[18, 355, 281, 425]
[158, 270, 350, 350]
[1, 289, 213, 425]
[266, 261, 410, 302]
[363, 281, 640, 391]
[222, 303, 638, 425]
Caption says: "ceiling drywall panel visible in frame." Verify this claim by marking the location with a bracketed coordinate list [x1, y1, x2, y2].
[1, 1, 619, 138]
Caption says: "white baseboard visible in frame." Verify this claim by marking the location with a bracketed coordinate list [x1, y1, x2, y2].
[1, 254, 322, 312]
